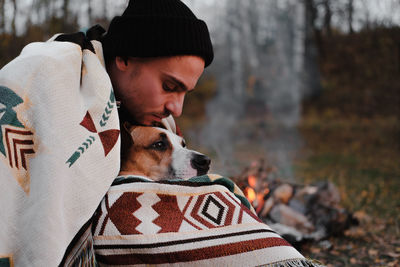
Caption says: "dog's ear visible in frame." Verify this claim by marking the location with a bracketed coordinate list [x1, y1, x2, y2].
[123, 121, 133, 134]
[123, 121, 141, 137]
[120, 120, 135, 163]
[121, 121, 135, 144]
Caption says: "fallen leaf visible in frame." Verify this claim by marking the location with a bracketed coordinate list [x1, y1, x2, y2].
[310, 247, 321, 254]
[344, 226, 366, 238]
[369, 249, 378, 257]
[330, 250, 340, 256]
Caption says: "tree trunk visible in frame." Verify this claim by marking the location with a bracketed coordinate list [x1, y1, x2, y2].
[88, 0, 92, 25]
[63, 0, 70, 27]
[323, 0, 332, 36]
[304, 0, 321, 52]
[0, 0, 5, 33]
[11, 0, 17, 36]
[102, 0, 107, 19]
[348, 0, 354, 34]
[303, 0, 322, 98]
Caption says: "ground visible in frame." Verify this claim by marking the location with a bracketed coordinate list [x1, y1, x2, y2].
[294, 112, 400, 266]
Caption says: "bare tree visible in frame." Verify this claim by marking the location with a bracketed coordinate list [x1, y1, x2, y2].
[88, 0, 93, 25]
[11, 0, 17, 36]
[102, 0, 107, 20]
[0, 0, 5, 33]
[62, 0, 70, 28]
[303, 0, 322, 97]
[348, 0, 354, 33]
[323, 0, 332, 35]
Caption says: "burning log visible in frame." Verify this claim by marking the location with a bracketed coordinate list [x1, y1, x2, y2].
[233, 160, 357, 246]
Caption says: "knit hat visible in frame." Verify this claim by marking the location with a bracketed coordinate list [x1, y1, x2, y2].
[101, 0, 214, 67]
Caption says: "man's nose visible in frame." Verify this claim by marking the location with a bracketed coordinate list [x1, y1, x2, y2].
[165, 93, 185, 117]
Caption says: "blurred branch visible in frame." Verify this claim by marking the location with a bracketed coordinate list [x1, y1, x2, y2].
[348, 0, 354, 33]
[0, 0, 4, 33]
[88, 0, 92, 25]
[62, 0, 70, 25]
[323, 0, 332, 36]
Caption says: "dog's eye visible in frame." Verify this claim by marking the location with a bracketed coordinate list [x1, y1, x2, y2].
[181, 140, 186, 148]
[151, 141, 167, 151]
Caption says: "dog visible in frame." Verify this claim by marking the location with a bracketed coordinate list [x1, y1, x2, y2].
[119, 122, 211, 181]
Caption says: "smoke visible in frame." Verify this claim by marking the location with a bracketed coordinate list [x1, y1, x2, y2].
[187, 0, 308, 179]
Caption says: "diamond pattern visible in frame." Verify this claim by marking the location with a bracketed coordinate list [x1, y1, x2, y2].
[93, 185, 263, 237]
[201, 195, 225, 225]
[134, 193, 161, 234]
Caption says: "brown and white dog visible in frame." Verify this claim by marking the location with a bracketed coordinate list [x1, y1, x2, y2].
[119, 123, 211, 181]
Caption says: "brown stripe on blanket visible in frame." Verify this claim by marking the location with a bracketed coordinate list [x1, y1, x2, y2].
[95, 237, 290, 265]
[94, 229, 276, 250]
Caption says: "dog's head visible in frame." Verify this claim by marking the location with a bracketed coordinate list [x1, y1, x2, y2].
[120, 123, 211, 181]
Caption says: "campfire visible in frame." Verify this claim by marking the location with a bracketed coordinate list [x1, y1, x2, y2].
[233, 160, 356, 246]
[244, 174, 270, 214]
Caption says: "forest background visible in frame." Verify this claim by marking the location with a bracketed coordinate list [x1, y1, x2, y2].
[0, 0, 399, 266]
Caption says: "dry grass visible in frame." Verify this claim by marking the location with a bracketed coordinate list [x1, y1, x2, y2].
[295, 111, 400, 266]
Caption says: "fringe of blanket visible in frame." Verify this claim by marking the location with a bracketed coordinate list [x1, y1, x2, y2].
[59, 219, 98, 267]
[259, 258, 326, 267]
[69, 239, 97, 267]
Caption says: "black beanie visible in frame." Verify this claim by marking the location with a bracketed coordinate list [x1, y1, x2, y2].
[102, 0, 214, 67]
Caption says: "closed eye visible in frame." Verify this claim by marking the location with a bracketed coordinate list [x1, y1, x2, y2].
[163, 81, 179, 92]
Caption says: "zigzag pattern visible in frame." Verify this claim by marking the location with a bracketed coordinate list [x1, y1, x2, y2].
[99, 91, 115, 127]
[4, 127, 35, 170]
[66, 136, 96, 167]
[94, 190, 260, 236]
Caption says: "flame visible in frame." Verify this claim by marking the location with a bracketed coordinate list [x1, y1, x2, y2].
[255, 191, 267, 213]
[248, 175, 257, 188]
[245, 187, 256, 203]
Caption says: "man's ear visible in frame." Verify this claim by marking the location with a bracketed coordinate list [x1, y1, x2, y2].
[115, 56, 129, 71]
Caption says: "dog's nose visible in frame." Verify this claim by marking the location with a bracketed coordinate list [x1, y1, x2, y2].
[191, 154, 211, 176]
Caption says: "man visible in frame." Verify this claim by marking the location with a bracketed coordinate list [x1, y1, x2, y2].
[0, 0, 316, 266]
[101, 0, 213, 129]
[0, 0, 213, 266]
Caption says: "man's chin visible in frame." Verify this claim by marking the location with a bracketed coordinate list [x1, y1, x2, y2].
[150, 120, 166, 128]
[128, 114, 166, 128]
[134, 119, 164, 128]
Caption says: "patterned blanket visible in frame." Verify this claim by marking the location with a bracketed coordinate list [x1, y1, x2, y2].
[0, 29, 121, 266]
[0, 26, 322, 266]
[84, 175, 322, 266]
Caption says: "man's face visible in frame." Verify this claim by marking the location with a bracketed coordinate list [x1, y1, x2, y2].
[110, 55, 205, 126]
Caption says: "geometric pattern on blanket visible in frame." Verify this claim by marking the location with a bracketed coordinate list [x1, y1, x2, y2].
[0, 85, 35, 194]
[0, 31, 121, 266]
[92, 175, 322, 266]
[93, 190, 261, 236]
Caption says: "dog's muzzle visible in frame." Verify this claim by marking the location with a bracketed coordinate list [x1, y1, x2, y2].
[190, 153, 211, 176]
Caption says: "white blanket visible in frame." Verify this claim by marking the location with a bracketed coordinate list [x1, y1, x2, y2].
[0, 37, 120, 266]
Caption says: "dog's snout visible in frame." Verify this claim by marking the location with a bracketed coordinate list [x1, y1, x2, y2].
[190, 154, 211, 176]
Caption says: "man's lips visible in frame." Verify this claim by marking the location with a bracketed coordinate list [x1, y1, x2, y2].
[151, 115, 163, 122]
[151, 113, 170, 122]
